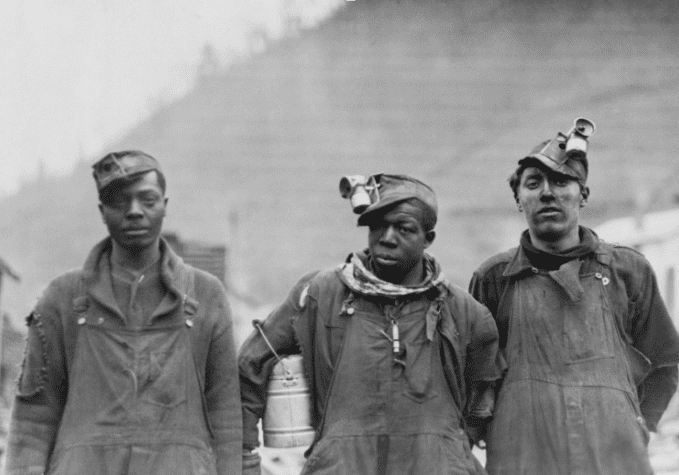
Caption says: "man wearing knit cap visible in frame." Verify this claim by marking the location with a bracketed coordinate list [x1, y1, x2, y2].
[5, 150, 242, 474]
[470, 122, 679, 474]
[239, 173, 504, 475]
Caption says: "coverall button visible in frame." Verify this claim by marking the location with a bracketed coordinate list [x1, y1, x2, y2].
[595, 272, 603, 279]
[346, 307, 355, 315]
[77, 317, 86, 325]
[97, 317, 104, 324]
[185, 319, 194, 327]
[602, 277, 610, 285]
[531, 267, 538, 274]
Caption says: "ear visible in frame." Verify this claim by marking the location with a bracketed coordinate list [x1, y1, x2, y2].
[98, 203, 105, 222]
[424, 230, 436, 249]
[517, 202, 523, 213]
[162, 197, 169, 216]
[580, 186, 590, 207]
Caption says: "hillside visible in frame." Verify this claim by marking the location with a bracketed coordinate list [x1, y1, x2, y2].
[2, 0, 679, 322]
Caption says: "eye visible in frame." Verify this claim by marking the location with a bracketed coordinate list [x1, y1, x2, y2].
[138, 193, 161, 206]
[108, 197, 129, 209]
[525, 180, 539, 189]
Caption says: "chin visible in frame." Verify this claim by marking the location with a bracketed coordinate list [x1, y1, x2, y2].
[118, 237, 157, 251]
[534, 226, 571, 243]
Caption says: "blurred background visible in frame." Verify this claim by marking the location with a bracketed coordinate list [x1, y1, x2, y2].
[1, 0, 679, 472]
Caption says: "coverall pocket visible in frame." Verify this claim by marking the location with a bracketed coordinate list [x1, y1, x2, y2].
[139, 348, 188, 409]
[563, 280, 615, 364]
[403, 340, 438, 403]
[624, 391, 651, 446]
[301, 438, 340, 474]
[441, 434, 474, 475]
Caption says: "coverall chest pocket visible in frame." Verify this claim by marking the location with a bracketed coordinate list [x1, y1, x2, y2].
[563, 273, 616, 364]
[132, 329, 190, 411]
[403, 338, 438, 403]
[69, 322, 190, 426]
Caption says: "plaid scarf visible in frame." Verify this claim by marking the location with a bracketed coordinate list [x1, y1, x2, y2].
[339, 251, 446, 297]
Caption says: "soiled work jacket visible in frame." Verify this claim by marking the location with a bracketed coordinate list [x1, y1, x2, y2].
[5, 238, 242, 475]
[239, 257, 504, 474]
[470, 230, 679, 475]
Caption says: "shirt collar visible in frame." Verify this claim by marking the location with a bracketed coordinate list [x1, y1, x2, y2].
[502, 226, 609, 277]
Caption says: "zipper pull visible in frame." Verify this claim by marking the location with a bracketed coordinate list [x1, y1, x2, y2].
[391, 319, 400, 354]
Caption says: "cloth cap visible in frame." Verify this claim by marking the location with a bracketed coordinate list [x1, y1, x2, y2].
[517, 137, 588, 183]
[92, 150, 162, 192]
[357, 174, 438, 228]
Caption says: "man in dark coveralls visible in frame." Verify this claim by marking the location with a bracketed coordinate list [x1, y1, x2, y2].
[239, 173, 505, 475]
[469, 127, 679, 474]
[4, 151, 242, 474]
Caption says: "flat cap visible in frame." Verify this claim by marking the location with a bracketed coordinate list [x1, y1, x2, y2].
[92, 150, 162, 191]
[357, 174, 438, 227]
[518, 138, 588, 183]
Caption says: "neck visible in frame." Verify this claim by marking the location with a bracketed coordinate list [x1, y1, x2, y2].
[110, 239, 161, 272]
[528, 228, 580, 253]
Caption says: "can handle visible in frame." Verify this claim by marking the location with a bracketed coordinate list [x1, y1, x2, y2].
[253, 319, 294, 380]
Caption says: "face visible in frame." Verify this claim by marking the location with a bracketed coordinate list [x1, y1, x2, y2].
[98, 171, 168, 252]
[517, 166, 587, 248]
[367, 201, 435, 285]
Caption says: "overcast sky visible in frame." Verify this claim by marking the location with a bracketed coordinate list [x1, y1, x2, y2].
[0, 0, 343, 195]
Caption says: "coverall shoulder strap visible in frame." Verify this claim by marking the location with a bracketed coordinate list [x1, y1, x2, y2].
[182, 266, 198, 316]
[65, 273, 89, 373]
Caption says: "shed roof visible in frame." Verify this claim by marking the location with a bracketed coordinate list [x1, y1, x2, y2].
[596, 208, 679, 247]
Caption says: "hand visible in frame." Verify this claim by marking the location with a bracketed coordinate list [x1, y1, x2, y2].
[243, 450, 261, 475]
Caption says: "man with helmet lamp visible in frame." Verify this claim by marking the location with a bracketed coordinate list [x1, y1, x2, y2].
[470, 119, 679, 474]
[240, 174, 505, 474]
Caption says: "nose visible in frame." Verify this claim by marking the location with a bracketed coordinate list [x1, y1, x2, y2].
[379, 225, 398, 247]
[539, 180, 555, 200]
[126, 198, 144, 218]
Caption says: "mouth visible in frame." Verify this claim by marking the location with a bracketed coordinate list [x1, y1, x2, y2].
[537, 207, 561, 216]
[123, 228, 149, 236]
[374, 254, 399, 266]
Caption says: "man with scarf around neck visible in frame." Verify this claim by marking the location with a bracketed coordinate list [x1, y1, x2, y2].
[239, 174, 505, 475]
[469, 133, 679, 475]
[4, 151, 242, 475]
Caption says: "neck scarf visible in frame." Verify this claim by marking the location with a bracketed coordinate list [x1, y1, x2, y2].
[521, 226, 598, 271]
[339, 251, 445, 297]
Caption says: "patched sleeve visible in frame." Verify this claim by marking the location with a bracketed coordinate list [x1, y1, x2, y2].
[462, 301, 506, 446]
[238, 271, 317, 474]
[469, 266, 502, 319]
[204, 283, 243, 475]
[465, 303, 505, 384]
[5, 306, 68, 475]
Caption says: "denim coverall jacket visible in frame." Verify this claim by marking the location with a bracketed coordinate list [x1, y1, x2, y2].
[4, 238, 242, 475]
[470, 228, 679, 475]
[239, 254, 504, 475]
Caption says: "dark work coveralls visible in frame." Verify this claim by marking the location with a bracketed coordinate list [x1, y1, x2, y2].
[5, 238, 242, 475]
[470, 229, 679, 475]
[240, 254, 504, 475]
[301, 291, 480, 474]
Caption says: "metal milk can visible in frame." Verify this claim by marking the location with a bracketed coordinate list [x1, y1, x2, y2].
[263, 354, 316, 448]
[253, 320, 315, 448]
